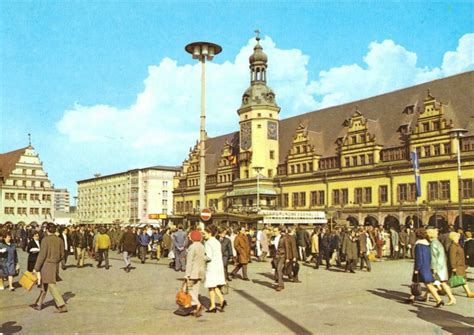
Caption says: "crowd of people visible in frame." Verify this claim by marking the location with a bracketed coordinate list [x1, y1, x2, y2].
[0, 221, 473, 315]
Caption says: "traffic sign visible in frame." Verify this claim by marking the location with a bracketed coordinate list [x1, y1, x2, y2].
[200, 208, 212, 222]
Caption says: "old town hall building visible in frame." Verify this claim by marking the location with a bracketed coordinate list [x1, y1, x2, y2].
[174, 35, 474, 231]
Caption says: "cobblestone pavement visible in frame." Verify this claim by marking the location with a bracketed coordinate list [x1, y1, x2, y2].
[0, 250, 473, 335]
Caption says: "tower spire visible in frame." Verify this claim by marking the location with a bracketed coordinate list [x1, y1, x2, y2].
[28, 133, 32, 147]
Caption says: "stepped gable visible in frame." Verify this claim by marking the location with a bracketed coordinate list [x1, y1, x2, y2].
[0, 147, 28, 180]
[278, 71, 473, 163]
[204, 132, 239, 174]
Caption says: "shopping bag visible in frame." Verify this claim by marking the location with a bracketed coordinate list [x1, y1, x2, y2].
[19, 271, 37, 291]
[448, 274, 466, 288]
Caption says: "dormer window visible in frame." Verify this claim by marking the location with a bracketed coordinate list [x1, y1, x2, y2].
[422, 122, 429, 132]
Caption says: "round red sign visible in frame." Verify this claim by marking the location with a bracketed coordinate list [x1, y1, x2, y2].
[200, 208, 212, 222]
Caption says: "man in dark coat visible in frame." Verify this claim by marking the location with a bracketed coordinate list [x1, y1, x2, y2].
[73, 225, 89, 268]
[59, 227, 72, 270]
[286, 227, 300, 282]
[296, 225, 310, 262]
[358, 228, 371, 272]
[120, 227, 138, 273]
[171, 224, 188, 271]
[319, 228, 331, 270]
[31, 223, 67, 313]
[399, 227, 408, 259]
[274, 226, 291, 291]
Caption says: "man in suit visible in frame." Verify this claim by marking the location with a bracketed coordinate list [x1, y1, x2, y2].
[31, 223, 67, 313]
[273, 226, 291, 291]
[73, 225, 89, 268]
[218, 227, 234, 282]
[172, 224, 188, 272]
[319, 228, 331, 270]
[120, 227, 138, 273]
[230, 226, 251, 281]
[59, 227, 72, 270]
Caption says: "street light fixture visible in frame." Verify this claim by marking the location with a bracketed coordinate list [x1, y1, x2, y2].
[449, 128, 468, 229]
[185, 42, 222, 212]
[253, 166, 264, 212]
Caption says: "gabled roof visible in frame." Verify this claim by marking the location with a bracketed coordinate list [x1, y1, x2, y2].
[0, 147, 28, 180]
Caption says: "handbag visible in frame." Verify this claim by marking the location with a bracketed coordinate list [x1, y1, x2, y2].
[410, 273, 422, 296]
[448, 274, 466, 288]
[176, 281, 192, 308]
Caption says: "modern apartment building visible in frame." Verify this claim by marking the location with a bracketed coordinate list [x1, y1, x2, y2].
[77, 165, 180, 224]
[54, 188, 70, 213]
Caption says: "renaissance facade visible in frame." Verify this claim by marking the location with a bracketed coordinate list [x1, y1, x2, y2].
[173, 36, 474, 231]
[0, 145, 56, 225]
[77, 165, 180, 225]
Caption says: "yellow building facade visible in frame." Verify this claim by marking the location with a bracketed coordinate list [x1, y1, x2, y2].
[174, 36, 474, 231]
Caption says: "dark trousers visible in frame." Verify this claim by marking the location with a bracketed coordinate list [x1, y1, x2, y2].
[275, 257, 285, 288]
[345, 259, 356, 272]
[61, 249, 69, 269]
[231, 263, 248, 279]
[359, 254, 371, 271]
[98, 249, 109, 268]
[223, 257, 230, 280]
[139, 246, 148, 263]
[317, 253, 330, 269]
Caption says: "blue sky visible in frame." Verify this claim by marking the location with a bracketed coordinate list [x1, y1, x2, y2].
[1, 1, 473, 196]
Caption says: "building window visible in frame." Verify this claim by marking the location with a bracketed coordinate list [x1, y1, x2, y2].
[22, 169, 27, 175]
[433, 144, 441, 156]
[30, 208, 39, 215]
[422, 122, 429, 132]
[22, 180, 27, 187]
[245, 170, 249, 178]
[427, 182, 438, 201]
[342, 189, 348, 205]
[5, 192, 15, 200]
[351, 135, 357, 144]
[4, 207, 14, 214]
[462, 179, 473, 198]
[300, 192, 306, 207]
[360, 155, 366, 165]
[423, 145, 431, 157]
[368, 154, 374, 164]
[310, 191, 317, 206]
[41, 208, 51, 215]
[364, 187, 372, 204]
[292, 193, 299, 207]
[317, 191, 325, 206]
[398, 184, 408, 202]
[18, 193, 27, 200]
[162, 199, 168, 207]
[440, 181, 450, 200]
[444, 143, 451, 154]
[432, 121, 440, 130]
[296, 165, 301, 173]
[379, 185, 388, 203]
[345, 157, 350, 167]
[355, 188, 363, 204]
[290, 165, 295, 174]
[308, 162, 313, 172]
[282, 193, 289, 207]
[352, 156, 358, 166]
[269, 150, 275, 159]
[267, 169, 273, 178]
[163, 181, 168, 187]
[31, 170, 36, 176]
[17, 207, 27, 215]
[163, 190, 168, 197]
[333, 190, 340, 205]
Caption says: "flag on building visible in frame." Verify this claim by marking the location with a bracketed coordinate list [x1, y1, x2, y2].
[410, 150, 421, 198]
[227, 154, 237, 165]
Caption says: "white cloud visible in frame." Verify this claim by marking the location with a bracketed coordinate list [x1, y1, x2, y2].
[313, 33, 474, 108]
[57, 33, 473, 168]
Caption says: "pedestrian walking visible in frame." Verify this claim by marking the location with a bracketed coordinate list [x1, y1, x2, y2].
[73, 226, 89, 268]
[203, 224, 227, 313]
[448, 232, 474, 298]
[0, 232, 19, 291]
[185, 230, 206, 317]
[358, 228, 371, 272]
[27, 232, 41, 272]
[464, 231, 474, 267]
[406, 228, 444, 307]
[95, 227, 111, 269]
[230, 226, 251, 281]
[59, 227, 72, 270]
[31, 224, 67, 313]
[218, 227, 233, 282]
[120, 227, 138, 273]
[343, 229, 358, 273]
[138, 229, 151, 264]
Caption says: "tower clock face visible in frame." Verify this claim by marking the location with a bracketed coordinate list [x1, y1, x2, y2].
[241, 122, 252, 150]
[267, 121, 278, 140]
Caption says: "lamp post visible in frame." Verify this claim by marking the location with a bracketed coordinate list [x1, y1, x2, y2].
[185, 42, 222, 212]
[253, 166, 264, 212]
[449, 128, 468, 229]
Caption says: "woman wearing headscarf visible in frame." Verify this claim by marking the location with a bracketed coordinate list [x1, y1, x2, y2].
[448, 232, 474, 298]
[0, 231, 19, 291]
[426, 228, 456, 305]
[406, 228, 443, 306]
[185, 230, 206, 317]
[203, 224, 227, 313]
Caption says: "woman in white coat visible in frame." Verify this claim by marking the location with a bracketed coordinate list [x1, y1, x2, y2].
[427, 228, 456, 305]
[203, 224, 227, 313]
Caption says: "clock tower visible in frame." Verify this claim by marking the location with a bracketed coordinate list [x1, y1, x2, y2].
[237, 32, 280, 179]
